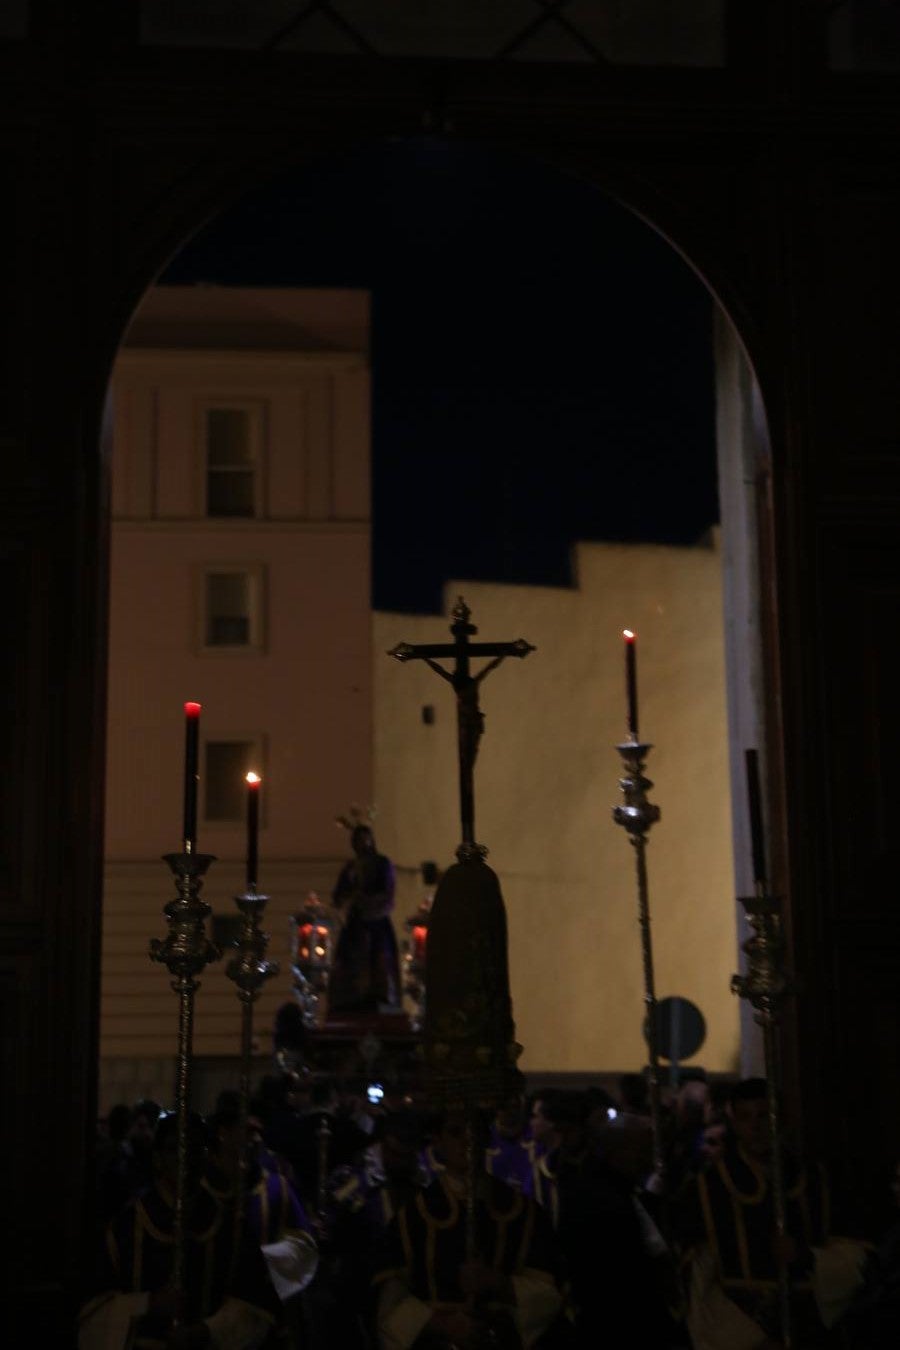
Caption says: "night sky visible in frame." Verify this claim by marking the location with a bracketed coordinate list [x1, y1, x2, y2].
[161, 137, 717, 614]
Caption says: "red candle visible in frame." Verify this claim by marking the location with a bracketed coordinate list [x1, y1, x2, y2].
[413, 924, 428, 965]
[245, 771, 261, 889]
[182, 702, 201, 851]
[623, 630, 638, 737]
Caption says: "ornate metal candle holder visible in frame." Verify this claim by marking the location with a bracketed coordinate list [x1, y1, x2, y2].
[612, 737, 664, 1180]
[225, 887, 280, 1115]
[150, 850, 220, 1298]
[732, 885, 794, 1348]
[731, 891, 791, 1032]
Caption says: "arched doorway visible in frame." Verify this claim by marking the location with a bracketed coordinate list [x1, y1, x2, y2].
[98, 136, 777, 1114]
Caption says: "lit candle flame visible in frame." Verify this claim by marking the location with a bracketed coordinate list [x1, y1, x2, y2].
[623, 629, 635, 641]
[246, 771, 261, 785]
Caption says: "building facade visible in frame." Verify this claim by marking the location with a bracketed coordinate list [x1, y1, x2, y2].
[102, 286, 373, 1109]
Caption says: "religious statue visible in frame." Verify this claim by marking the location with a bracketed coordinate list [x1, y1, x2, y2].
[328, 822, 402, 1016]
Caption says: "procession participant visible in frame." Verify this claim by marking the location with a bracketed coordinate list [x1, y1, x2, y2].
[485, 1092, 535, 1197]
[328, 1110, 432, 1236]
[94, 1097, 163, 1225]
[79, 1111, 282, 1350]
[272, 1002, 310, 1080]
[329, 824, 401, 1015]
[617, 1073, 651, 1127]
[675, 1077, 866, 1350]
[417, 1106, 447, 1186]
[272, 1077, 370, 1215]
[663, 1070, 716, 1200]
[571, 1118, 683, 1347]
[254, 1072, 314, 1186]
[205, 1096, 319, 1293]
[839, 1157, 900, 1348]
[94, 1103, 139, 1232]
[292, 1106, 424, 1350]
[530, 1091, 588, 1229]
[318, 1111, 431, 1350]
[372, 1108, 563, 1350]
[336, 1075, 382, 1138]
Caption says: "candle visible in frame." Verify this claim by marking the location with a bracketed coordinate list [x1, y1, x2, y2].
[623, 630, 638, 737]
[413, 924, 428, 966]
[245, 771, 261, 890]
[182, 702, 201, 851]
[745, 748, 767, 884]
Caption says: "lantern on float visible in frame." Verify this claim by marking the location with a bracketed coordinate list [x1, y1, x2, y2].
[403, 861, 438, 1032]
[290, 892, 334, 1029]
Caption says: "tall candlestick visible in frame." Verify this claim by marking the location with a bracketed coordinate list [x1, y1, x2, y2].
[623, 630, 638, 737]
[245, 772, 261, 890]
[745, 748, 767, 884]
[182, 702, 201, 852]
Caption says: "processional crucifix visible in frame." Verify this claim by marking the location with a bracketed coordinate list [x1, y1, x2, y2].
[388, 596, 535, 856]
[389, 597, 535, 1264]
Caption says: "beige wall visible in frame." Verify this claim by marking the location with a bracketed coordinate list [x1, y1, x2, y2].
[374, 533, 740, 1077]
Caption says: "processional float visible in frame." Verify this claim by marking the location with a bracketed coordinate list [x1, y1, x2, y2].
[388, 596, 535, 1258]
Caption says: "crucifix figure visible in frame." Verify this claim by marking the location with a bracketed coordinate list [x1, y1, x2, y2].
[388, 597, 535, 858]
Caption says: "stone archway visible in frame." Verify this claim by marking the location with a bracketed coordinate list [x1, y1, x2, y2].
[21, 51, 874, 1330]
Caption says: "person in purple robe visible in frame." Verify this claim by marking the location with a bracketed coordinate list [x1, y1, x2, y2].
[329, 824, 401, 1014]
[485, 1092, 536, 1198]
[79, 1112, 281, 1350]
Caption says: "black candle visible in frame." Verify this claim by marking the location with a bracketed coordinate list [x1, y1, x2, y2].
[745, 748, 767, 884]
[245, 772, 261, 889]
[183, 702, 201, 851]
[623, 629, 638, 737]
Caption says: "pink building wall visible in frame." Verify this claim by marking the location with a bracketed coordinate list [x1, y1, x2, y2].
[100, 288, 373, 1104]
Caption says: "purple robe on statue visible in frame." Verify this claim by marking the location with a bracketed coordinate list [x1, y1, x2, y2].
[329, 840, 401, 1014]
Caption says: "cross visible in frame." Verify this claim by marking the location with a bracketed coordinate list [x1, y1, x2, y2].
[388, 597, 535, 857]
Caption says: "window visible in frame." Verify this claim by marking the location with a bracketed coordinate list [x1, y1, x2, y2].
[204, 739, 260, 821]
[201, 567, 264, 650]
[204, 405, 261, 517]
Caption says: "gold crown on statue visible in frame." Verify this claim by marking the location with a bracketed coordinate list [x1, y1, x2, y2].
[334, 803, 377, 832]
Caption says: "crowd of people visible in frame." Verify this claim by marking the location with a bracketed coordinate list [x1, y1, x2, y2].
[82, 1067, 900, 1350]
